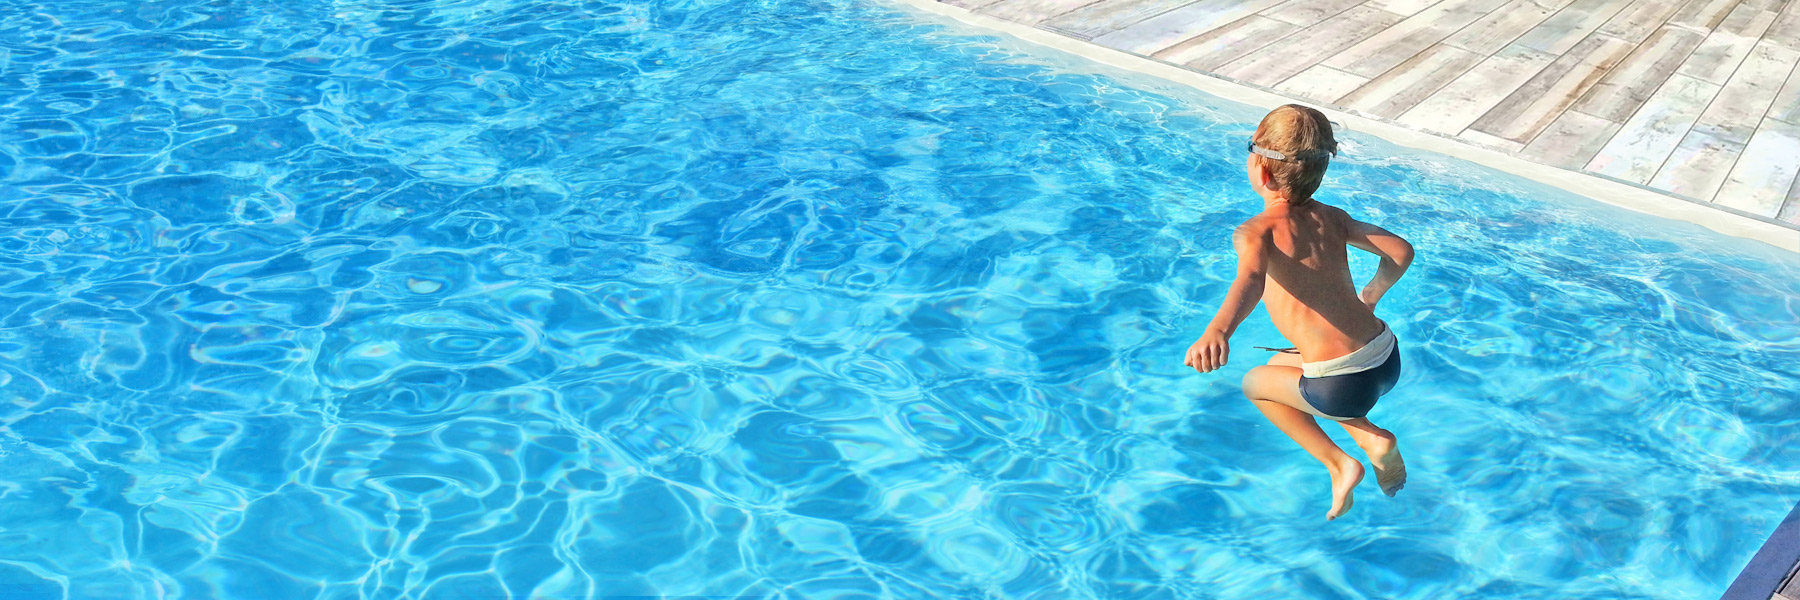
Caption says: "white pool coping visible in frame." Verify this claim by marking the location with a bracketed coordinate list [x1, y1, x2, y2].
[883, 0, 1800, 254]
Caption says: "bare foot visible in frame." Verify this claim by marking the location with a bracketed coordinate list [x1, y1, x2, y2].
[1359, 429, 1407, 497]
[1326, 456, 1363, 520]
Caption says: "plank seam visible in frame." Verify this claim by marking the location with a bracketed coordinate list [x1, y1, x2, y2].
[1640, 41, 1788, 198]
[1032, 0, 1117, 25]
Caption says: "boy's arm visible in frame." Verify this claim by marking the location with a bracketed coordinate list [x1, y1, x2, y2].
[1186, 225, 1267, 373]
[1342, 212, 1414, 309]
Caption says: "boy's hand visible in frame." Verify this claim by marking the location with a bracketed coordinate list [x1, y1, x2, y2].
[1185, 329, 1230, 373]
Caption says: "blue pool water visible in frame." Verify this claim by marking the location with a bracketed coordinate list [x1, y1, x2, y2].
[2, 0, 1799, 597]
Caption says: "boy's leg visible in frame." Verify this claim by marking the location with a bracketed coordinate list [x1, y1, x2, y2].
[1242, 359, 1364, 520]
[1337, 418, 1406, 496]
[1269, 352, 1407, 497]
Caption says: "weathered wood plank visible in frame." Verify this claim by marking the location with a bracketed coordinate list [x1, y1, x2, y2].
[1513, 0, 1635, 55]
[1323, 0, 1514, 78]
[1092, 0, 1290, 54]
[1668, 0, 1744, 31]
[1586, 74, 1721, 183]
[1275, 64, 1374, 102]
[1694, 41, 1800, 143]
[1597, 0, 1687, 42]
[1398, 44, 1557, 134]
[1215, 6, 1408, 86]
[1714, 118, 1800, 216]
[1769, 0, 1800, 50]
[1648, 130, 1745, 201]
[979, 0, 1108, 24]
[1459, 128, 1530, 152]
[1723, 0, 1782, 34]
[1339, 43, 1487, 118]
[1260, 0, 1369, 26]
[1470, 34, 1635, 142]
[1571, 26, 1708, 122]
[1677, 5, 1779, 84]
[1522, 110, 1624, 168]
[1769, 52, 1800, 122]
[1367, 0, 1445, 17]
[1151, 16, 1299, 70]
[1443, 0, 1570, 55]
[1042, 0, 1200, 39]
[1779, 177, 1800, 224]
[948, 0, 1013, 11]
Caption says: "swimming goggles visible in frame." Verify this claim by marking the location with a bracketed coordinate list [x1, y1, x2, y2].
[1255, 346, 1300, 354]
[1247, 140, 1336, 162]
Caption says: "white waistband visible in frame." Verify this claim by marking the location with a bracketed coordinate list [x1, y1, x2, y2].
[1301, 326, 1396, 378]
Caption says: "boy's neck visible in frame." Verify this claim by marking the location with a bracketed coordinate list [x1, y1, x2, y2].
[1262, 195, 1309, 210]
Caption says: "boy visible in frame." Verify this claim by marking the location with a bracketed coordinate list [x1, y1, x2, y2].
[1185, 104, 1414, 521]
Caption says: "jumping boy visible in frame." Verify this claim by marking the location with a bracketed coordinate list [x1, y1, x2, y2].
[1185, 104, 1413, 521]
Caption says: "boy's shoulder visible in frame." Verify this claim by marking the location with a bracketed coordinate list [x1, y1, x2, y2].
[1238, 200, 1350, 230]
[1304, 199, 1350, 218]
[1233, 213, 1276, 238]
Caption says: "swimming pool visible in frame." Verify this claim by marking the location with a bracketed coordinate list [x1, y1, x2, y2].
[2, 0, 1798, 597]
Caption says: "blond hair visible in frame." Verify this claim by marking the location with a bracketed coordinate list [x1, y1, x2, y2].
[1252, 104, 1336, 204]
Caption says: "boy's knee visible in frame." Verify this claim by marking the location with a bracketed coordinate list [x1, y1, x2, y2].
[1241, 366, 1270, 400]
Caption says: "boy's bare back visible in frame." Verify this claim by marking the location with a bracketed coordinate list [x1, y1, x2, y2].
[1238, 201, 1385, 364]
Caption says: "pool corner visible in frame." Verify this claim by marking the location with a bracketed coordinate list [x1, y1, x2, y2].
[1723, 499, 1800, 600]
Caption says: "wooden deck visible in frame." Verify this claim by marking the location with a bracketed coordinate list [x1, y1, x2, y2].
[942, 0, 1800, 225]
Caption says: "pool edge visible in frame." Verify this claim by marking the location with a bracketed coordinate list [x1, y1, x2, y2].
[1723, 499, 1800, 600]
[878, 0, 1800, 254]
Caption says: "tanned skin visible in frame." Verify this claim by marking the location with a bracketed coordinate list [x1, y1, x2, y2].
[1185, 149, 1414, 520]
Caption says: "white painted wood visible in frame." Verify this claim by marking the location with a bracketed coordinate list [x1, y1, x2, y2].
[1513, 0, 1634, 55]
[1092, 0, 1290, 54]
[949, 0, 1014, 10]
[1648, 129, 1744, 201]
[1781, 177, 1800, 224]
[1769, 0, 1800, 50]
[1443, 0, 1569, 55]
[1669, 0, 1742, 30]
[1586, 74, 1722, 183]
[1677, 7, 1779, 84]
[1764, 45, 1800, 122]
[1341, 43, 1486, 117]
[1715, 118, 1800, 216]
[980, 0, 1110, 24]
[1470, 34, 1636, 142]
[1598, 0, 1687, 42]
[1043, 0, 1203, 39]
[1367, 0, 1444, 17]
[1522, 110, 1625, 168]
[1260, 0, 1369, 26]
[1398, 44, 1557, 134]
[1719, 1, 1781, 36]
[1459, 128, 1530, 152]
[1694, 41, 1800, 143]
[1151, 16, 1299, 69]
[1324, 0, 1513, 77]
[1275, 64, 1374, 102]
[1572, 26, 1708, 122]
[1215, 6, 1407, 85]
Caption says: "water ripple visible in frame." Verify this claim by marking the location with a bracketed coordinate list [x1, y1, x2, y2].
[1, 0, 1798, 598]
